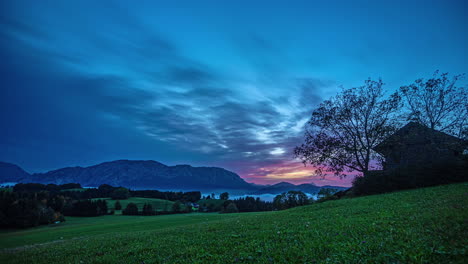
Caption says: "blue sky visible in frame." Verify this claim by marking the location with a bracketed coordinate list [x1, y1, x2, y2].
[1, 0, 467, 186]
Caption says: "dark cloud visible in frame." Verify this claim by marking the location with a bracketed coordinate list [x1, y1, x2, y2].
[0, 3, 333, 184]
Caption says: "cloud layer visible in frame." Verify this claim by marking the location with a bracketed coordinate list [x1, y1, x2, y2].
[1, 1, 466, 186]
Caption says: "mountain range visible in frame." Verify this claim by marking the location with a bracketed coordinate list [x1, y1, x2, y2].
[252, 181, 348, 194]
[0, 160, 347, 192]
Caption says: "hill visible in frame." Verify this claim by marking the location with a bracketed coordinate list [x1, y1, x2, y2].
[252, 181, 347, 194]
[1, 183, 466, 263]
[0, 160, 255, 190]
[0, 162, 30, 183]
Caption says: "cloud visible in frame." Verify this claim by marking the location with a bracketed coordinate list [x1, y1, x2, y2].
[0, 4, 345, 185]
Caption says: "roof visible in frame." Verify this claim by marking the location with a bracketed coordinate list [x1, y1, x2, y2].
[373, 122, 466, 154]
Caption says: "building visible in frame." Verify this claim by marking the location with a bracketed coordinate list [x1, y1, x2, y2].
[373, 122, 466, 170]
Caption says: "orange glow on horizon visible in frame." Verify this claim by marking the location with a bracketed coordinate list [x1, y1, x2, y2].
[244, 160, 355, 187]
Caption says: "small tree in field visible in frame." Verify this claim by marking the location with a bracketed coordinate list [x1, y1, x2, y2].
[114, 200, 122, 210]
[400, 71, 467, 139]
[122, 203, 138, 215]
[172, 201, 182, 212]
[220, 192, 229, 200]
[223, 203, 239, 213]
[142, 203, 154, 215]
[295, 79, 402, 177]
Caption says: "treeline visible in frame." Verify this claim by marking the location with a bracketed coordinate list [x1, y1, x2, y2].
[13, 183, 82, 193]
[130, 190, 201, 203]
[12, 183, 202, 203]
[199, 191, 315, 214]
[63, 200, 109, 217]
[121, 201, 192, 216]
[227, 196, 273, 212]
[0, 190, 65, 228]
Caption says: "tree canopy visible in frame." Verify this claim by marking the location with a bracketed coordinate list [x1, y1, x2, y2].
[295, 79, 402, 177]
[400, 71, 467, 139]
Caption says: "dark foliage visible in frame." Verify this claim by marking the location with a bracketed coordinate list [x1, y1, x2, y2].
[352, 159, 468, 196]
[122, 203, 139, 215]
[63, 199, 108, 217]
[400, 71, 467, 139]
[273, 191, 309, 210]
[172, 201, 183, 212]
[220, 192, 229, 200]
[295, 79, 402, 177]
[223, 202, 239, 213]
[142, 203, 155, 215]
[114, 200, 122, 210]
[13, 183, 82, 193]
[110, 188, 130, 200]
[228, 197, 273, 212]
[130, 190, 201, 202]
[0, 191, 65, 228]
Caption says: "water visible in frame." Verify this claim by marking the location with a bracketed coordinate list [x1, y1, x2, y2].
[206, 193, 319, 202]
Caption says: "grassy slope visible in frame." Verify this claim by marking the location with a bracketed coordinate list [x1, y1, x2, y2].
[94, 197, 175, 214]
[1, 183, 467, 263]
[0, 213, 239, 249]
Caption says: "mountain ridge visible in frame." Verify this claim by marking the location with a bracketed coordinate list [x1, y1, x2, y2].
[0, 160, 348, 191]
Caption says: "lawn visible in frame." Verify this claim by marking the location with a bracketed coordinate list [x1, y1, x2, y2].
[0, 213, 240, 249]
[1, 183, 467, 263]
[93, 197, 175, 214]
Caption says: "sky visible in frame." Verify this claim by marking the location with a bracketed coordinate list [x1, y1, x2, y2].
[1, 0, 467, 187]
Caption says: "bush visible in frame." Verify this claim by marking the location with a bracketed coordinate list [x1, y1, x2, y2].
[223, 203, 238, 213]
[110, 188, 130, 200]
[220, 192, 229, 200]
[172, 201, 182, 212]
[63, 200, 108, 217]
[122, 203, 139, 215]
[142, 203, 154, 216]
[114, 200, 122, 210]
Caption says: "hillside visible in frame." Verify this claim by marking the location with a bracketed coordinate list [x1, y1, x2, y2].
[1, 183, 466, 263]
[0, 160, 254, 190]
[252, 181, 347, 194]
[0, 162, 29, 183]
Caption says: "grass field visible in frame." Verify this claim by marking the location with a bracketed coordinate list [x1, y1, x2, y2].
[1, 183, 467, 263]
[93, 197, 175, 214]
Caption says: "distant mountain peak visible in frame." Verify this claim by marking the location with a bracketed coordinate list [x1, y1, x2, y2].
[0, 160, 255, 191]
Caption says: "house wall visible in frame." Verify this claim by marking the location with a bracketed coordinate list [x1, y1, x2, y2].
[385, 143, 463, 169]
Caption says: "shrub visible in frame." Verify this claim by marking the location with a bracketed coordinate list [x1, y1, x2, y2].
[114, 200, 122, 210]
[142, 203, 154, 216]
[223, 203, 238, 213]
[172, 201, 182, 212]
[110, 188, 130, 200]
[220, 192, 229, 200]
[122, 203, 139, 215]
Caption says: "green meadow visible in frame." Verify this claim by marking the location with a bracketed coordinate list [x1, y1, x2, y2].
[1, 183, 467, 263]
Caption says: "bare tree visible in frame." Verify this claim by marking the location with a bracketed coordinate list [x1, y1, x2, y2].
[294, 79, 402, 177]
[400, 71, 467, 139]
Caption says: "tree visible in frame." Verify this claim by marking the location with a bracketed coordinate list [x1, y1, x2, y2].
[114, 200, 122, 210]
[400, 71, 467, 139]
[142, 203, 154, 215]
[122, 203, 138, 215]
[223, 203, 239, 213]
[317, 188, 337, 199]
[295, 79, 402, 177]
[172, 201, 182, 212]
[219, 192, 229, 200]
[110, 188, 130, 200]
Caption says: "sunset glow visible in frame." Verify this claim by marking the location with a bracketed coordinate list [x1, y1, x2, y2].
[242, 160, 356, 187]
